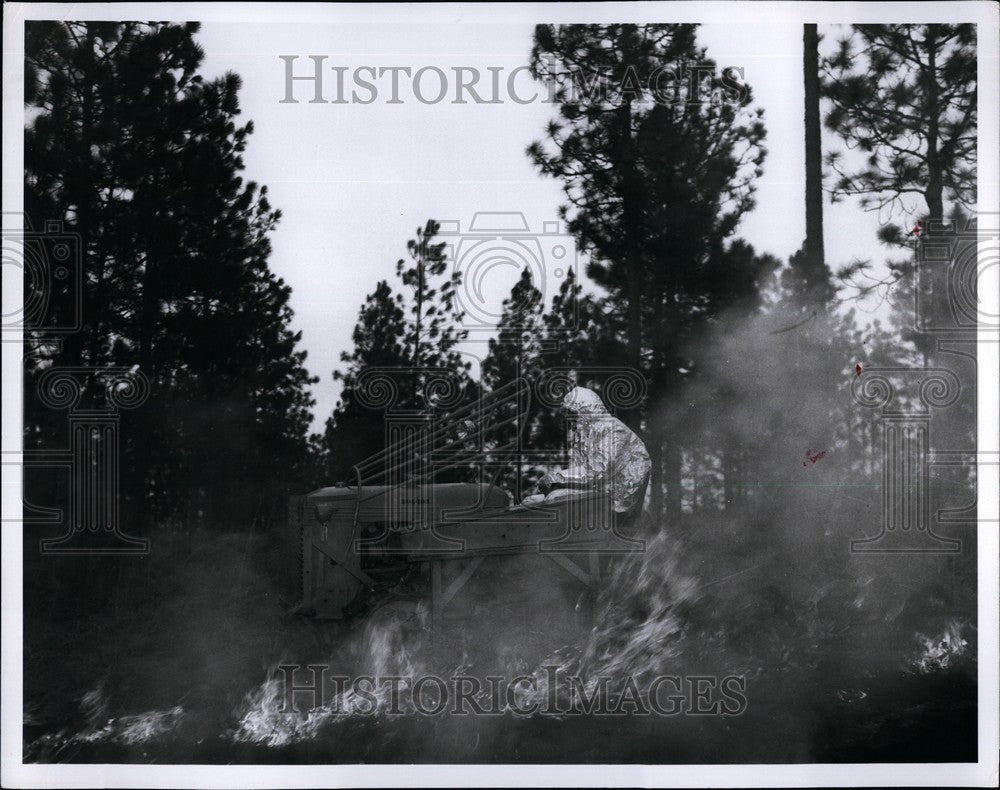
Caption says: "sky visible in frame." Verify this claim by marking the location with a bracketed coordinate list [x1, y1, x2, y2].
[194, 20, 913, 432]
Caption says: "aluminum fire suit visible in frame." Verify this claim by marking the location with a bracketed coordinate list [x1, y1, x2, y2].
[533, 386, 651, 514]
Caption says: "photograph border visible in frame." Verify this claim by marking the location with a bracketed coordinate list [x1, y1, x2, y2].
[3, 2, 997, 787]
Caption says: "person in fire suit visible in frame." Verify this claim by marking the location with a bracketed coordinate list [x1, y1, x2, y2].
[522, 386, 651, 516]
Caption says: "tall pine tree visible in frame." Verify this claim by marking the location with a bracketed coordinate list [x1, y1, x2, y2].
[821, 24, 976, 227]
[783, 23, 835, 307]
[324, 220, 474, 481]
[481, 269, 545, 390]
[528, 24, 768, 521]
[324, 280, 408, 481]
[24, 22, 317, 526]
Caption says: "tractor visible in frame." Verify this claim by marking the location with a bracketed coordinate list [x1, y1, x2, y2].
[289, 379, 645, 658]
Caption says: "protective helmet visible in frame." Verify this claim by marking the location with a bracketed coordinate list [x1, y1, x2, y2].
[561, 386, 607, 415]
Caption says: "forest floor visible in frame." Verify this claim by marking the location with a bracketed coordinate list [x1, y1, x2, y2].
[22, 514, 978, 763]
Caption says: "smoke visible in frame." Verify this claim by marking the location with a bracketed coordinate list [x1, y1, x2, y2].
[24, 304, 977, 762]
[640, 301, 978, 680]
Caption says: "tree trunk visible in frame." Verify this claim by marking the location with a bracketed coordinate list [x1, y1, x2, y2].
[647, 395, 665, 520]
[663, 437, 683, 530]
[924, 26, 944, 221]
[618, 97, 644, 432]
[803, 24, 826, 292]
[132, 243, 159, 526]
[646, 346, 670, 522]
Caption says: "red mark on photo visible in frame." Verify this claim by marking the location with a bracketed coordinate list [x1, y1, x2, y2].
[912, 221, 922, 237]
[855, 363, 863, 377]
[803, 449, 826, 466]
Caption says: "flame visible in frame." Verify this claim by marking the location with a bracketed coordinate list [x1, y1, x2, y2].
[26, 529, 978, 758]
[911, 618, 969, 673]
[508, 533, 702, 714]
[231, 611, 434, 746]
[579, 533, 699, 680]
[231, 677, 337, 747]
[25, 683, 185, 759]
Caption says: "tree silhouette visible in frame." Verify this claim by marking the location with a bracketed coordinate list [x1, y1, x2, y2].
[528, 24, 768, 521]
[822, 24, 976, 226]
[480, 270, 545, 493]
[784, 23, 835, 307]
[324, 280, 409, 481]
[324, 220, 475, 481]
[24, 21, 317, 526]
[396, 219, 468, 374]
[481, 269, 545, 390]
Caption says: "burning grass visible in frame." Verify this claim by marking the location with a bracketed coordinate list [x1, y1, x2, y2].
[23, 514, 977, 763]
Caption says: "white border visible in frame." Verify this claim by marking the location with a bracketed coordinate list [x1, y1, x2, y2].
[3, 3, 998, 788]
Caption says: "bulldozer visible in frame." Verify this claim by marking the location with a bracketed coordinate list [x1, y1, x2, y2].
[289, 379, 645, 655]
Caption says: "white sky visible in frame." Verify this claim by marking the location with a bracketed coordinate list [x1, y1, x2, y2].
[195, 21, 916, 432]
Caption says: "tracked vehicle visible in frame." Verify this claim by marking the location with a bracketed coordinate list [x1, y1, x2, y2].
[289, 380, 644, 653]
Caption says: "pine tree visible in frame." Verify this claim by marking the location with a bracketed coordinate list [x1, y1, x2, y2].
[481, 269, 545, 390]
[822, 24, 976, 227]
[24, 21, 317, 526]
[396, 219, 469, 376]
[540, 269, 600, 375]
[528, 24, 768, 521]
[324, 280, 408, 481]
[823, 25, 977, 372]
[324, 221, 475, 482]
[784, 23, 835, 307]
[480, 270, 545, 494]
